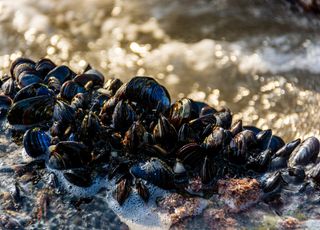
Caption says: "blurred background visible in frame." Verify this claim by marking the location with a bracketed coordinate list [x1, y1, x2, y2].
[0, 0, 319, 141]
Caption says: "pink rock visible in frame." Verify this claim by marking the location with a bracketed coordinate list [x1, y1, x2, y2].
[217, 178, 261, 212]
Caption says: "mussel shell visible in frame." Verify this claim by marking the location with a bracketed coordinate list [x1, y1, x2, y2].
[214, 108, 232, 129]
[10, 57, 35, 79]
[269, 156, 288, 170]
[269, 135, 285, 154]
[202, 127, 231, 152]
[59, 80, 85, 101]
[18, 70, 42, 88]
[153, 114, 177, 150]
[274, 138, 301, 158]
[168, 98, 199, 129]
[35, 58, 56, 78]
[53, 100, 76, 125]
[113, 76, 171, 113]
[44, 65, 75, 84]
[246, 149, 271, 172]
[308, 162, 320, 183]
[89, 94, 110, 113]
[256, 129, 272, 151]
[111, 100, 136, 133]
[130, 158, 174, 189]
[13, 83, 55, 103]
[189, 114, 216, 141]
[173, 159, 189, 188]
[63, 168, 93, 187]
[200, 156, 217, 185]
[228, 130, 257, 164]
[78, 112, 101, 143]
[7, 95, 55, 126]
[288, 137, 320, 167]
[176, 143, 204, 168]
[48, 141, 91, 170]
[0, 94, 12, 119]
[177, 123, 197, 144]
[1, 78, 16, 98]
[123, 121, 149, 153]
[199, 105, 217, 117]
[74, 72, 104, 88]
[135, 179, 150, 203]
[103, 78, 123, 96]
[262, 171, 287, 193]
[243, 126, 262, 135]
[23, 128, 51, 158]
[47, 77, 62, 94]
[230, 120, 243, 137]
[114, 178, 132, 206]
[70, 92, 90, 110]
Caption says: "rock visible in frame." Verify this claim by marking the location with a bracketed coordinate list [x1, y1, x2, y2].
[217, 178, 261, 212]
[157, 193, 209, 225]
[278, 217, 301, 229]
[203, 208, 238, 229]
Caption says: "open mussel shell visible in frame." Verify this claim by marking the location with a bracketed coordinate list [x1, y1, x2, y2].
[13, 83, 55, 103]
[48, 141, 91, 170]
[130, 158, 174, 189]
[288, 136, 320, 168]
[7, 95, 55, 126]
[23, 128, 51, 158]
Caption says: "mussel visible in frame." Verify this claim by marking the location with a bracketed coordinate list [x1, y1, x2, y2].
[23, 128, 51, 158]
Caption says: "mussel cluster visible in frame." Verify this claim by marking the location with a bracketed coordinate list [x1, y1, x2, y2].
[1, 57, 320, 206]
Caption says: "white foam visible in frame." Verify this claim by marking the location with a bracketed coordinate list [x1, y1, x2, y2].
[105, 180, 172, 230]
[46, 166, 106, 198]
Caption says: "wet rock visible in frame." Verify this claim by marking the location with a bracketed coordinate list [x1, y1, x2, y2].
[203, 208, 238, 229]
[278, 217, 301, 229]
[157, 193, 209, 225]
[217, 178, 261, 212]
